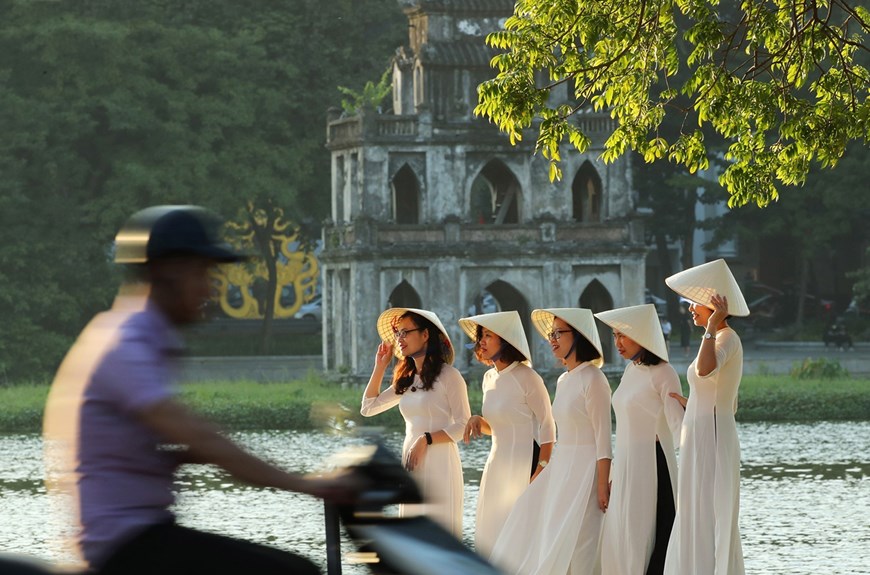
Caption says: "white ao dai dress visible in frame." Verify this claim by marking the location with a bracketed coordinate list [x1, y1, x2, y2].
[664, 327, 745, 575]
[600, 361, 684, 575]
[360, 365, 471, 537]
[489, 362, 612, 575]
[474, 362, 556, 558]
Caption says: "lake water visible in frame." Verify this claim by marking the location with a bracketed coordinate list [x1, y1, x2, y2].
[1, 422, 868, 574]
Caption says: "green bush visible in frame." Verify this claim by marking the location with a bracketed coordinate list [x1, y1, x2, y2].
[789, 358, 850, 379]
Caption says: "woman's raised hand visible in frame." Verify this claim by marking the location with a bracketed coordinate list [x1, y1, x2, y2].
[374, 341, 393, 370]
[709, 294, 729, 326]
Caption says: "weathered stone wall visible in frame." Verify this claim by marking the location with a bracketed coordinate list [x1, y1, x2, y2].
[321, 248, 646, 375]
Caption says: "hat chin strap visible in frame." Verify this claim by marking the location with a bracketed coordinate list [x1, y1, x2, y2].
[562, 338, 578, 361]
[630, 349, 643, 362]
[489, 346, 502, 363]
[408, 348, 426, 359]
[489, 341, 508, 364]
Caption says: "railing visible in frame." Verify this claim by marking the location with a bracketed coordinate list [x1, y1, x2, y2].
[555, 225, 625, 242]
[324, 221, 629, 249]
[378, 228, 445, 243]
[574, 114, 615, 134]
[327, 114, 419, 147]
[376, 115, 418, 137]
[327, 112, 612, 146]
[327, 117, 362, 146]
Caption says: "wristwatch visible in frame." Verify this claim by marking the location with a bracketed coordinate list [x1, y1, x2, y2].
[703, 332, 716, 340]
[538, 459, 549, 468]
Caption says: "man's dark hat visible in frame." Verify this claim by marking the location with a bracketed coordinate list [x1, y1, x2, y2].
[114, 205, 243, 264]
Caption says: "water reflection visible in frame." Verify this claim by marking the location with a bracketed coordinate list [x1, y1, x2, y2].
[737, 422, 870, 575]
[1, 422, 867, 574]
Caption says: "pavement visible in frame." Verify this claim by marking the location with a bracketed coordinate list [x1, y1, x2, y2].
[179, 341, 870, 383]
[668, 340, 870, 377]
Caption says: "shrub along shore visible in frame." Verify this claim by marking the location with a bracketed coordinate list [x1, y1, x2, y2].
[2, 373, 868, 434]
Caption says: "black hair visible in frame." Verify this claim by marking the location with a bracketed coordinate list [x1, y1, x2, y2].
[569, 327, 603, 364]
[471, 325, 491, 366]
[635, 348, 663, 366]
[392, 312, 447, 395]
[474, 325, 526, 365]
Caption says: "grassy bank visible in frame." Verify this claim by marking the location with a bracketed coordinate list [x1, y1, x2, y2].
[1, 374, 867, 434]
[722, 375, 870, 421]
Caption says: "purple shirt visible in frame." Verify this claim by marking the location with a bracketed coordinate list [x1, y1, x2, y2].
[44, 296, 183, 568]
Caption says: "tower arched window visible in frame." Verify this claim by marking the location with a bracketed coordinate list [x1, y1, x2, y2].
[392, 165, 420, 224]
[470, 160, 522, 224]
[572, 161, 603, 222]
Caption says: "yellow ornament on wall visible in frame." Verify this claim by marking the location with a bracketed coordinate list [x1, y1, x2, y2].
[209, 205, 319, 319]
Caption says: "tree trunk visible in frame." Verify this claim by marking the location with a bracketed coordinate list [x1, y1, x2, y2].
[795, 254, 810, 332]
[655, 232, 678, 324]
[260, 242, 278, 355]
[248, 205, 278, 355]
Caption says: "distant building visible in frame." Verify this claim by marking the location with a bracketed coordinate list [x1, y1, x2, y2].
[320, 0, 647, 376]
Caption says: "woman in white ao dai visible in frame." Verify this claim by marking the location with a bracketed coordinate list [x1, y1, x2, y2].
[459, 311, 555, 558]
[664, 259, 748, 575]
[595, 304, 683, 575]
[361, 308, 471, 537]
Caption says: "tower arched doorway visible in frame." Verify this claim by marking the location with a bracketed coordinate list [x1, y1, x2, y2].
[579, 279, 614, 363]
[388, 279, 422, 309]
[467, 280, 532, 360]
[470, 160, 522, 224]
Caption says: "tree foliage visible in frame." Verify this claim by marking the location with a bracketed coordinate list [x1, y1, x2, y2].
[339, 67, 393, 114]
[0, 0, 404, 381]
[475, 0, 870, 207]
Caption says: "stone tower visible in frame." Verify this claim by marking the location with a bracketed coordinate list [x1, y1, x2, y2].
[321, 0, 646, 376]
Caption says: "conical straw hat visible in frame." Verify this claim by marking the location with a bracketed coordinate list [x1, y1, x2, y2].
[665, 258, 750, 317]
[594, 304, 669, 362]
[530, 308, 603, 368]
[376, 308, 454, 365]
[458, 310, 532, 366]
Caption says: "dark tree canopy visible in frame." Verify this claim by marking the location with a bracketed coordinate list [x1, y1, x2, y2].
[0, 0, 405, 380]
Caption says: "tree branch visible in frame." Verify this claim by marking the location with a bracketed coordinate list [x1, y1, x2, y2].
[542, 0, 649, 84]
[832, 0, 870, 32]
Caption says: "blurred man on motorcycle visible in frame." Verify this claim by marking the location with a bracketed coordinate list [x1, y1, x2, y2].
[44, 206, 354, 575]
